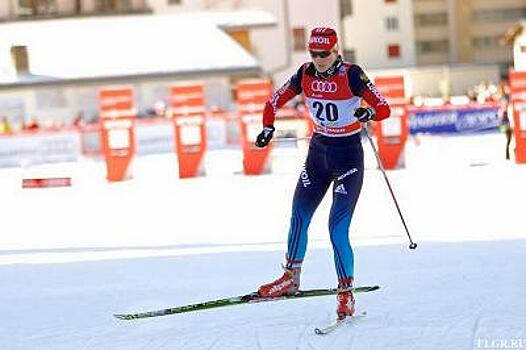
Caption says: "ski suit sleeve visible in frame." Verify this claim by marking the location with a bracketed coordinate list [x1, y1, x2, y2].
[348, 65, 391, 121]
[262, 66, 304, 127]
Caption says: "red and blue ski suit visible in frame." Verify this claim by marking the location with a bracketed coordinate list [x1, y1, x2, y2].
[263, 57, 390, 285]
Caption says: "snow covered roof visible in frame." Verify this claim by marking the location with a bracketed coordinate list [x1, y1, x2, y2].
[0, 13, 271, 86]
[186, 9, 277, 30]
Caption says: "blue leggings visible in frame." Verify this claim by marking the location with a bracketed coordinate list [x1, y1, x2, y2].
[285, 133, 364, 282]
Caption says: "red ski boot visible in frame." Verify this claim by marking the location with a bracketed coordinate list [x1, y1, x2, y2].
[336, 288, 356, 320]
[258, 266, 301, 298]
[336, 278, 355, 319]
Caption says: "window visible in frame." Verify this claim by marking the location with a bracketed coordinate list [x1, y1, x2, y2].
[95, 0, 114, 11]
[343, 49, 356, 62]
[95, 0, 132, 11]
[387, 44, 401, 58]
[340, 0, 352, 17]
[11, 46, 29, 74]
[472, 8, 526, 23]
[385, 17, 399, 31]
[292, 27, 306, 52]
[18, 0, 32, 15]
[416, 40, 449, 54]
[18, 0, 57, 16]
[414, 13, 448, 27]
[472, 36, 500, 49]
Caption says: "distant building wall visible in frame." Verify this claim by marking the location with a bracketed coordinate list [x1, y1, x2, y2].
[342, 0, 521, 69]
[272, 0, 340, 85]
[370, 64, 501, 98]
[0, 76, 233, 128]
[148, 0, 340, 87]
[0, 0, 150, 20]
[0, 1, 11, 20]
[341, 0, 416, 69]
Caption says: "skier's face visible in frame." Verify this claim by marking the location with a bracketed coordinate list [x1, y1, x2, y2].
[309, 49, 338, 73]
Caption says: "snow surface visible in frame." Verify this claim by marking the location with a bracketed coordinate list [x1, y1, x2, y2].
[1, 132, 525, 349]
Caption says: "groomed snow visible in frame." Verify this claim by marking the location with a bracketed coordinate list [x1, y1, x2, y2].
[1, 132, 525, 349]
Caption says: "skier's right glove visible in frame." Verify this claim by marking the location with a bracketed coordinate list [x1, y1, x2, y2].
[354, 107, 376, 123]
[255, 126, 275, 148]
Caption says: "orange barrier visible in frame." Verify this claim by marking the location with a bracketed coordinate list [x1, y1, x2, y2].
[170, 83, 207, 178]
[99, 86, 136, 182]
[509, 69, 526, 163]
[236, 79, 273, 175]
[374, 76, 409, 170]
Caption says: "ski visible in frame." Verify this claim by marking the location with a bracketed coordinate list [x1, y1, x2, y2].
[314, 311, 367, 335]
[114, 285, 379, 321]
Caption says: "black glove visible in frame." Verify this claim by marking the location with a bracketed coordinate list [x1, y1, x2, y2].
[354, 107, 375, 123]
[255, 126, 275, 147]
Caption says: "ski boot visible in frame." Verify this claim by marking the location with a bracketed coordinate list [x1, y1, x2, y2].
[336, 278, 355, 320]
[258, 265, 301, 298]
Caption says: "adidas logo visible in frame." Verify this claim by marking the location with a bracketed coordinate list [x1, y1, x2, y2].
[334, 184, 347, 195]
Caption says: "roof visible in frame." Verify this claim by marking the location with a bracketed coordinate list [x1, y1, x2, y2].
[185, 9, 277, 30]
[0, 12, 274, 87]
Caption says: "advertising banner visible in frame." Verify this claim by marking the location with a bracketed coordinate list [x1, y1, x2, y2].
[408, 104, 500, 134]
[0, 131, 80, 168]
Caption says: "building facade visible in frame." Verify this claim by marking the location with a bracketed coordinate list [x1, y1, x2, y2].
[340, 0, 416, 69]
[414, 0, 523, 69]
[340, 0, 525, 71]
[0, 12, 263, 128]
[2, 0, 522, 73]
[0, 0, 339, 86]
[0, 0, 151, 19]
[0, 0, 522, 115]
[147, 0, 340, 85]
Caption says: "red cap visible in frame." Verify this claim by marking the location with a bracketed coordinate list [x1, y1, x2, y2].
[308, 27, 338, 51]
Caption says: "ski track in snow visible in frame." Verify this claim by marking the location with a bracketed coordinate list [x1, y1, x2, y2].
[1, 240, 525, 349]
[1, 135, 526, 349]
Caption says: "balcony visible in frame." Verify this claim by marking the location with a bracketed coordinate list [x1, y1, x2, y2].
[1, 1, 152, 23]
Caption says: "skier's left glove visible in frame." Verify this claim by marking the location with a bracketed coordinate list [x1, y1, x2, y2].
[255, 126, 275, 148]
[354, 107, 376, 123]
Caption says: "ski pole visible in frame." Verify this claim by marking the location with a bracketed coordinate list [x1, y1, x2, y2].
[362, 123, 417, 250]
[270, 136, 312, 143]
